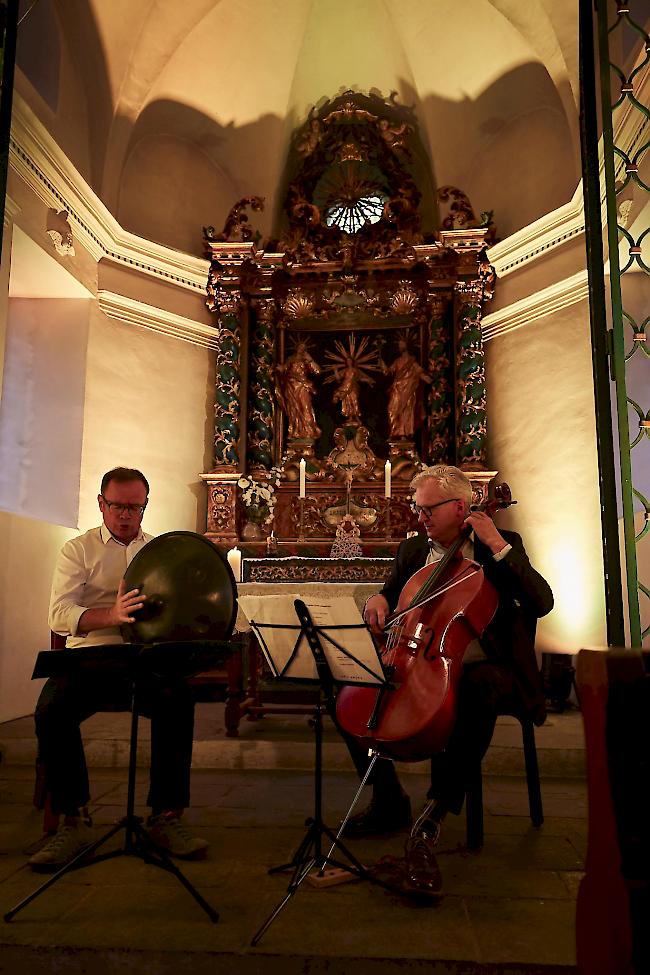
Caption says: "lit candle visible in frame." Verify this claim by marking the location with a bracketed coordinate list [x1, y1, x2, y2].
[227, 546, 242, 582]
[299, 458, 306, 498]
[384, 459, 392, 498]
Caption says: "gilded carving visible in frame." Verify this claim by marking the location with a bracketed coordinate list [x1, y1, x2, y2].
[203, 196, 264, 243]
[323, 335, 381, 428]
[206, 482, 238, 537]
[381, 334, 432, 439]
[245, 560, 393, 584]
[202, 91, 495, 545]
[275, 340, 321, 440]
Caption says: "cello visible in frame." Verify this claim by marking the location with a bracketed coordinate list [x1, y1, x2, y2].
[335, 484, 516, 762]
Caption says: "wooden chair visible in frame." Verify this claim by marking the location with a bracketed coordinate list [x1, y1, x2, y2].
[464, 707, 543, 851]
[575, 647, 650, 975]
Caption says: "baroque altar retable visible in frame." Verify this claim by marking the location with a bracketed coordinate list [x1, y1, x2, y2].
[200, 91, 497, 564]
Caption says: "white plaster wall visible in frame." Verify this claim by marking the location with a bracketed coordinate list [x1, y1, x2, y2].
[485, 297, 607, 653]
[77, 304, 214, 538]
[0, 511, 76, 721]
[0, 298, 89, 527]
[0, 300, 215, 721]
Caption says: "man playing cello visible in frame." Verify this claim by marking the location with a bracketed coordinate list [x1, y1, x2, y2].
[341, 465, 553, 892]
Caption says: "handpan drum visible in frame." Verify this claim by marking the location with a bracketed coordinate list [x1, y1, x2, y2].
[121, 531, 237, 644]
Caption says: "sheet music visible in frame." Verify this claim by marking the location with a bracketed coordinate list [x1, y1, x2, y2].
[237, 594, 317, 679]
[237, 593, 385, 684]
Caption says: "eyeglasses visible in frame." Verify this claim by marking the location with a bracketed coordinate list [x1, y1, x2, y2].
[101, 496, 147, 516]
[410, 498, 460, 518]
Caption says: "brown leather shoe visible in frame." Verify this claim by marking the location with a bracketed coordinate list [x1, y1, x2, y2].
[404, 834, 443, 895]
[342, 795, 412, 837]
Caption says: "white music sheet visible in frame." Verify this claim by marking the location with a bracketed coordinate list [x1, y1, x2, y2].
[236, 593, 385, 685]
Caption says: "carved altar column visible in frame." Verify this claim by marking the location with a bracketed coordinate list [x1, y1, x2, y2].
[248, 297, 276, 475]
[426, 290, 453, 463]
[201, 241, 258, 544]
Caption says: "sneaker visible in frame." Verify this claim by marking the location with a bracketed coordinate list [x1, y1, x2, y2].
[28, 820, 94, 872]
[342, 795, 412, 837]
[404, 834, 443, 895]
[145, 814, 209, 859]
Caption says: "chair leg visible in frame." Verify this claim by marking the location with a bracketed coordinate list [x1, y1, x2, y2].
[521, 721, 544, 828]
[465, 761, 484, 850]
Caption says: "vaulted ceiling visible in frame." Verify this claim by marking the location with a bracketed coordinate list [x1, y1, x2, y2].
[16, 0, 582, 255]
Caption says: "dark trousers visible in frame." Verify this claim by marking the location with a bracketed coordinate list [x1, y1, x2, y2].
[342, 662, 518, 815]
[35, 673, 195, 816]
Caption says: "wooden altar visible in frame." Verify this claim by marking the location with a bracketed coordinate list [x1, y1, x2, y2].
[201, 91, 497, 560]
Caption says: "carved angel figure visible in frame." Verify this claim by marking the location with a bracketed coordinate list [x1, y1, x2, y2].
[383, 339, 432, 439]
[275, 342, 321, 440]
[332, 357, 366, 425]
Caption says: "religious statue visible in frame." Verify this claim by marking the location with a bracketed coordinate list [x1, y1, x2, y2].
[382, 339, 432, 439]
[324, 335, 380, 429]
[275, 342, 321, 440]
[332, 357, 368, 425]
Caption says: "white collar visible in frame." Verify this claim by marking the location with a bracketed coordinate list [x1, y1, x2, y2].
[100, 523, 144, 546]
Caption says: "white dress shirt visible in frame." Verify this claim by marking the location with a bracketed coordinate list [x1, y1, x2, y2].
[49, 524, 153, 648]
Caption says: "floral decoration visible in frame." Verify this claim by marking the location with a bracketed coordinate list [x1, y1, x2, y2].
[237, 467, 283, 526]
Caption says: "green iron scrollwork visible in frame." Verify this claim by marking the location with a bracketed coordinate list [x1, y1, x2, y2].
[597, 0, 649, 643]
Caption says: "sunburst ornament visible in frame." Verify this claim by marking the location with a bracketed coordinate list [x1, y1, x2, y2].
[322, 335, 382, 384]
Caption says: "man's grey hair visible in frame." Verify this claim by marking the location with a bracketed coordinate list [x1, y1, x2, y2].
[409, 465, 473, 505]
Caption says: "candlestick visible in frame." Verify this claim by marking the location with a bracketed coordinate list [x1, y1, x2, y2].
[299, 458, 306, 498]
[384, 459, 392, 498]
[226, 546, 242, 582]
[298, 497, 305, 540]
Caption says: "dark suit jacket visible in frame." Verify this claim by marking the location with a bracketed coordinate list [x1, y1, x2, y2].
[379, 530, 554, 725]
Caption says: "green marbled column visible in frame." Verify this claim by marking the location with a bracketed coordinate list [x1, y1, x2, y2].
[456, 300, 487, 466]
[247, 301, 275, 471]
[214, 311, 242, 467]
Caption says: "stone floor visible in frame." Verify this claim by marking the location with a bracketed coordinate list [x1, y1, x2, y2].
[0, 705, 586, 974]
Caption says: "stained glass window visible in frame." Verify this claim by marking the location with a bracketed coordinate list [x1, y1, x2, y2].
[313, 158, 388, 235]
[325, 195, 386, 233]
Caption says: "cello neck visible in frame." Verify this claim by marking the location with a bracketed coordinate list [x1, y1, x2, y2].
[396, 482, 517, 616]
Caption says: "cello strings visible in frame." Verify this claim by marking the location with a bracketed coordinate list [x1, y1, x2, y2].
[386, 566, 480, 627]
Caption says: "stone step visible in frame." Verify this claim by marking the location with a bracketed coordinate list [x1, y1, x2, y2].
[0, 704, 585, 777]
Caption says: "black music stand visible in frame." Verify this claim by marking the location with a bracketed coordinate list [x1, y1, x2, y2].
[249, 598, 395, 946]
[4, 640, 231, 924]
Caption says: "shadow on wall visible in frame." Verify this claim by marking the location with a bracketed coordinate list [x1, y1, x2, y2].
[17, 0, 113, 194]
[402, 62, 579, 239]
[118, 68, 577, 256]
[117, 100, 287, 256]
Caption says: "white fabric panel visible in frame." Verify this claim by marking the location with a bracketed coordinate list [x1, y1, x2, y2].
[0, 297, 90, 527]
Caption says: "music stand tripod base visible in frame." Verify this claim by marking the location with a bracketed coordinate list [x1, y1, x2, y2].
[250, 601, 402, 946]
